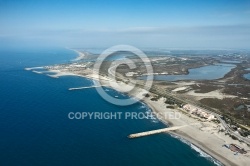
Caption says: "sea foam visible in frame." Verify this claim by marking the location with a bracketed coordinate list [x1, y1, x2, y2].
[171, 134, 223, 166]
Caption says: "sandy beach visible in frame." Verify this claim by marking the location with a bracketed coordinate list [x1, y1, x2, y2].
[142, 97, 250, 166]
[97, 75, 250, 166]
[28, 68, 250, 166]
[67, 48, 86, 61]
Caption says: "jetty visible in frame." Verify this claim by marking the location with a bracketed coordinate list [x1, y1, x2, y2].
[69, 85, 107, 90]
[128, 123, 199, 138]
[24, 67, 44, 71]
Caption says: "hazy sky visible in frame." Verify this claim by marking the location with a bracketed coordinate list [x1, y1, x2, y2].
[0, 0, 250, 49]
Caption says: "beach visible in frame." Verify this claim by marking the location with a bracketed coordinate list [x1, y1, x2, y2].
[68, 48, 86, 61]
[29, 68, 250, 166]
[142, 97, 250, 166]
[96, 73, 250, 166]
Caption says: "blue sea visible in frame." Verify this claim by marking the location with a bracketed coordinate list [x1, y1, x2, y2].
[0, 48, 221, 166]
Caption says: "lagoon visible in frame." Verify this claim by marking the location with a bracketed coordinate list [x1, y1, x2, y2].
[140, 64, 235, 81]
[244, 73, 250, 80]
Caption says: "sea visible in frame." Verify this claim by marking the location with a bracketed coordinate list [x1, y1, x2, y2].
[0, 47, 221, 166]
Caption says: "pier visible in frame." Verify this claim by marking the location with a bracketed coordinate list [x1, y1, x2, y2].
[69, 85, 107, 90]
[128, 123, 199, 138]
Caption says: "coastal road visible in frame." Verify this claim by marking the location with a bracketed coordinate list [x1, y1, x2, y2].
[151, 85, 250, 145]
[107, 65, 250, 145]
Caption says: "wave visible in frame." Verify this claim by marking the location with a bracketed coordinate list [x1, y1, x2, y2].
[141, 102, 159, 123]
[170, 134, 223, 166]
[138, 103, 147, 109]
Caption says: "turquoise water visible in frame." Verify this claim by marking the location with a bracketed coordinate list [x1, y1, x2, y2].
[0, 48, 220, 165]
[244, 73, 250, 80]
[140, 64, 235, 81]
[244, 68, 250, 80]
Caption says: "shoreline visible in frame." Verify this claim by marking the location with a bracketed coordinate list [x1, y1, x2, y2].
[101, 74, 250, 166]
[169, 131, 230, 166]
[140, 94, 250, 166]
[143, 93, 250, 166]
[26, 68, 250, 166]
[142, 99, 228, 166]
[66, 48, 86, 61]
[94, 71, 250, 165]
[145, 96, 231, 165]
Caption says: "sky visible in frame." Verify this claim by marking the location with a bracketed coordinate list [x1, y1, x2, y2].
[0, 0, 250, 49]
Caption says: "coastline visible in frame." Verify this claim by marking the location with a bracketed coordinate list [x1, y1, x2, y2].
[27, 68, 250, 166]
[67, 48, 86, 61]
[96, 73, 250, 166]
[143, 99, 231, 166]
[170, 131, 231, 166]
[140, 94, 250, 166]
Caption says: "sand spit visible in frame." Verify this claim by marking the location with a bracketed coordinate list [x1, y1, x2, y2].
[67, 48, 86, 61]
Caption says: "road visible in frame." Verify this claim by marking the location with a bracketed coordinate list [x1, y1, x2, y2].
[151, 85, 250, 145]
[108, 63, 250, 145]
